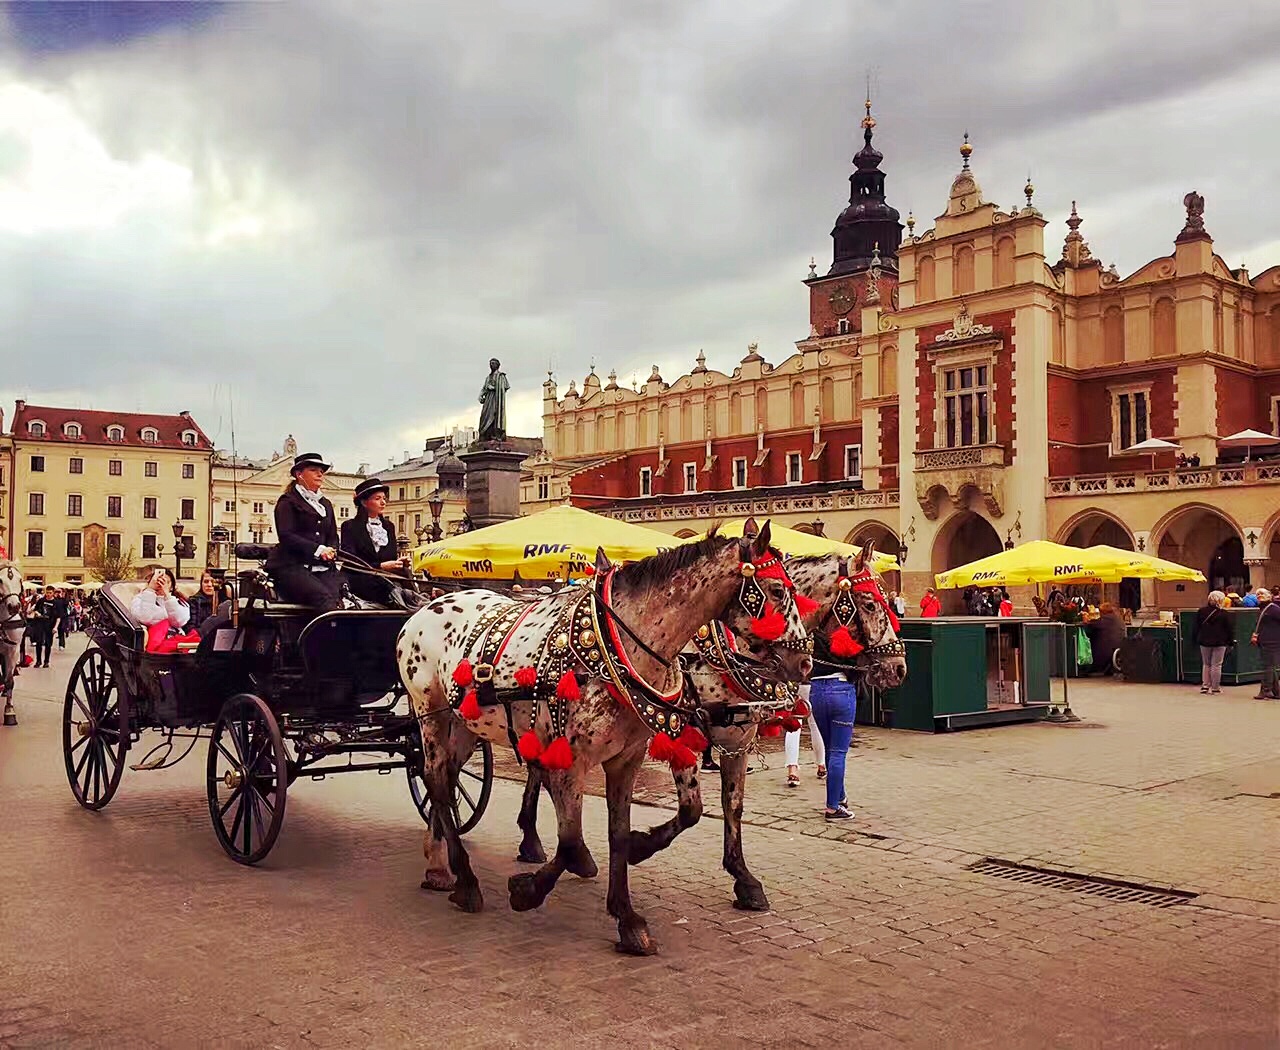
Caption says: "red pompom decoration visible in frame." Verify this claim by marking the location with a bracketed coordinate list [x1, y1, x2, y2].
[556, 671, 580, 701]
[750, 603, 787, 642]
[794, 593, 820, 618]
[669, 745, 698, 770]
[782, 716, 802, 733]
[888, 609, 901, 633]
[648, 732, 676, 762]
[540, 735, 574, 770]
[452, 659, 474, 687]
[517, 730, 544, 761]
[793, 697, 811, 718]
[830, 625, 864, 658]
[458, 690, 481, 720]
[514, 666, 538, 690]
[677, 725, 708, 754]
[759, 722, 782, 738]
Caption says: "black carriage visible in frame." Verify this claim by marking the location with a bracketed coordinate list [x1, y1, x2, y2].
[63, 552, 492, 864]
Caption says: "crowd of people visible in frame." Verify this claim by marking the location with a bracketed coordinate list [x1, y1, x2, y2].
[15, 584, 86, 669]
[1193, 587, 1280, 700]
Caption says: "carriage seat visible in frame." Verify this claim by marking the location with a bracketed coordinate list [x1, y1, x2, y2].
[102, 580, 198, 630]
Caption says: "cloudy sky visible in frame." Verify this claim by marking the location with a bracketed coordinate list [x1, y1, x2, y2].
[2, 1, 1278, 470]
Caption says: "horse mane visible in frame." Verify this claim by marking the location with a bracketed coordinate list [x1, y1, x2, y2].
[616, 525, 729, 591]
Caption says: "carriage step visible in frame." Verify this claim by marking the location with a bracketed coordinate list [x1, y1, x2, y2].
[129, 755, 170, 771]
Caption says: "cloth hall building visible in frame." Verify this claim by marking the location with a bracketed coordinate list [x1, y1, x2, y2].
[537, 107, 1280, 610]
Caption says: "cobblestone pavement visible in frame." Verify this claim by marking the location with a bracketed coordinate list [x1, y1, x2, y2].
[0, 637, 1276, 1048]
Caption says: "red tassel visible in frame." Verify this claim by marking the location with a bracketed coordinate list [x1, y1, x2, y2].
[782, 716, 802, 733]
[458, 690, 481, 720]
[556, 671, 580, 701]
[830, 625, 864, 658]
[452, 659, 474, 687]
[669, 745, 698, 770]
[759, 722, 782, 738]
[677, 725, 707, 753]
[888, 610, 901, 633]
[793, 698, 811, 718]
[514, 666, 538, 689]
[750, 603, 787, 641]
[540, 735, 574, 770]
[649, 732, 676, 762]
[794, 593, 820, 617]
[517, 730, 544, 761]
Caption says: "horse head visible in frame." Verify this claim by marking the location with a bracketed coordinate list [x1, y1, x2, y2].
[0, 561, 24, 627]
[785, 543, 907, 692]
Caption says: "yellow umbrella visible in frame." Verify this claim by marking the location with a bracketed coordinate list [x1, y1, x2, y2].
[934, 540, 1137, 590]
[707, 520, 899, 573]
[1084, 545, 1206, 583]
[411, 505, 681, 581]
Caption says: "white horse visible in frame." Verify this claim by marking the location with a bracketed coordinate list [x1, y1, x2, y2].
[0, 560, 25, 726]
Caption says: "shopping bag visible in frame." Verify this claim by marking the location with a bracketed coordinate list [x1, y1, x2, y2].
[1076, 630, 1093, 667]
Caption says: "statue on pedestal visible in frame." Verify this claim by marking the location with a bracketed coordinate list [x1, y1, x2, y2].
[478, 358, 509, 443]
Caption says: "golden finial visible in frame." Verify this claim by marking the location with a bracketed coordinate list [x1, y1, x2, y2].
[860, 91, 875, 132]
[1024, 173, 1034, 208]
[906, 210, 915, 234]
[960, 130, 972, 170]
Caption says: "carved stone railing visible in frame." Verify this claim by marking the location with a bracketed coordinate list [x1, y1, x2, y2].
[913, 444, 1006, 519]
[913, 445, 1005, 471]
[607, 488, 897, 524]
[1046, 463, 1280, 497]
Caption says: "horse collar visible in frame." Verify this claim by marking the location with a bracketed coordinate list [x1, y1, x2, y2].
[691, 622, 799, 708]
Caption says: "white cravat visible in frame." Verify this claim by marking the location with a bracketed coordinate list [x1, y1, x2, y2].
[295, 483, 327, 517]
[366, 517, 389, 549]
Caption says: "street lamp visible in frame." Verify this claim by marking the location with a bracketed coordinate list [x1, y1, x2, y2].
[428, 493, 445, 543]
[172, 521, 185, 580]
[810, 517, 825, 537]
[897, 537, 909, 564]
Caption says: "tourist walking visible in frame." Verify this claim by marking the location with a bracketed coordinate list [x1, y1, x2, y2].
[783, 683, 826, 786]
[919, 588, 941, 618]
[1250, 589, 1280, 700]
[808, 671, 857, 821]
[1191, 590, 1232, 694]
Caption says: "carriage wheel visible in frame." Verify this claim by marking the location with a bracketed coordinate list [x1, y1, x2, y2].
[62, 647, 128, 810]
[407, 736, 493, 835]
[207, 694, 288, 865]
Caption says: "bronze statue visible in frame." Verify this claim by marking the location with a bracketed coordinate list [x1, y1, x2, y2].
[478, 358, 509, 442]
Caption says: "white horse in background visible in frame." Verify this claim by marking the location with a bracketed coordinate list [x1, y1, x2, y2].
[0, 560, 25, 726]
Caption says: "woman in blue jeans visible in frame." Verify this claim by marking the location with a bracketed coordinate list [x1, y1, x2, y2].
[808, 672, 856, 820]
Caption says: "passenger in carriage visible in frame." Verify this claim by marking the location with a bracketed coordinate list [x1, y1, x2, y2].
[264, 452, 345, 613]
[340, 478, 412, 605]
[132, 569, 199, 652]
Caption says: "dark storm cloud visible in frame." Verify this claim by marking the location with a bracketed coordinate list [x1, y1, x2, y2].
[1, 0, 1277, 467]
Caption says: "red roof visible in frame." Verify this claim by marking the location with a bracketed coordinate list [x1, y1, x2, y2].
[10, 402, 214, 451]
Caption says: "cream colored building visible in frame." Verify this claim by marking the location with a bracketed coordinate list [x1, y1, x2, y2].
[5, 402, 214, 585]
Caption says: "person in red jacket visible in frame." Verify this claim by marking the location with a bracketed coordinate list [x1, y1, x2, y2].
[920, 588, 942, 617]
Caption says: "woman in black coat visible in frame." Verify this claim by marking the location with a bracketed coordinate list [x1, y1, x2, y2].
[264, 453, 344, 612]
[340, 478, 411, 604]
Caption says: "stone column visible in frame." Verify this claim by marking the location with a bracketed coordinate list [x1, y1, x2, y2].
[458, 444, 526, 529]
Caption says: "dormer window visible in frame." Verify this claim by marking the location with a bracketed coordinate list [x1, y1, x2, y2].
[141, 427, 159, 443]
[107, 425, 125, 441]
[28, 420, 46, 437]
[181, 430, 198, 446]
[63, 422, 81, 438]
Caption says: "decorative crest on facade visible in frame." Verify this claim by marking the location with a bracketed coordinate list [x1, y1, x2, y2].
[934, 303, 994, 343]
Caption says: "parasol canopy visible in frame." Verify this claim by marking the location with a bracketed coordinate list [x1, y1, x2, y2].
[410, 505, 681, 581]
[1083, 544, 1206, 583]
[704, 520, 899, 573]
[1217, 429, 1280, 461]
[934, 540, 1137, 590]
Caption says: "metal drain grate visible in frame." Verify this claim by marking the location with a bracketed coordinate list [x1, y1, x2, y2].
[967, 859, 1198, 908]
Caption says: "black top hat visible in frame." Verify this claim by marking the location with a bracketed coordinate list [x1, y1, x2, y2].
[353, 477, 390, 505]
[291, 452, 332, 475]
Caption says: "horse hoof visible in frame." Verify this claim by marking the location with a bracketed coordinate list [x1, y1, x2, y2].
[420, 871, 456, 892]
[615, 921, 659, 957]
[448, 884, 484, 913]
[565, 851, 598, 880]
[508, 872, 543, 912]
[516, 843, 546, 864]
[732, 884, 771, 912]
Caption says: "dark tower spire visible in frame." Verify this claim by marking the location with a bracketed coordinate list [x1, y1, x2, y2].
[828, 95, 902, 277]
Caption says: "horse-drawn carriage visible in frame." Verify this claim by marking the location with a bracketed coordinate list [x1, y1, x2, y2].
[62, 546, 493, 864]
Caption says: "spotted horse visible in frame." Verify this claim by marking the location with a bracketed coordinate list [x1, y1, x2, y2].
[516, 541, 906, 911]
[0, 560, 25, 727]
[398, 520, 813, 955]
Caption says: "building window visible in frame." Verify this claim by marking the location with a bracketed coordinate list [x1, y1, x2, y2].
[145, 461, 158, 477]
[28, 421, 46, 437]
[252, 501, 264, 514]
[941, 364, 991, 448]
[537, 476, 549, 500]
[844, 444, 862, 480]
[107, 425, 124, 441]
[109, 459, 122, 476]
[181, 430, 198, 446]
[28, 492, 44, 515]
[64, 422, 81, 438]
[66, 533, 83, 559]
[414, 485, 422, 499]
[69, 457, 83, 474]
[398, 487, 406, 501]
[786, 453, 803, 485]
[338, 506, 350, 519]
[107, 496, 122, 517]
[683, 463, 697, 493]
[106, 534, 122, 558]
[1271, 396, 1280, 437]
[223, 500, 235, 513]
[67, 494, 82, 517]
[837, 318, 850, 336]
[414, 513, 422, 530]
[141, 427, 158, 443]
[26, 532, 44, 558]
[182, 463, 195, 479]
[732, 457, 748, 489]
[639, 467, 653, 497]
[180, 499, 195, 520]
[1113, 388, 1150, 450]
[30, 455, 45, 472]
[398, 514, 406, 532]
[143, 497, 158, 519]
[141, 535, 157, 560]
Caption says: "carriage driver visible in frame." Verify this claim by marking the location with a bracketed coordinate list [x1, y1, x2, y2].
[265, 452, 345, 612]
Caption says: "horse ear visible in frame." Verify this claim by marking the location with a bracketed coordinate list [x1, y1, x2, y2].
[594, 546, 612, 576]
[753, 520, 773, 559]
[854, 540, 871, 573]
[742, 516, 759, 539]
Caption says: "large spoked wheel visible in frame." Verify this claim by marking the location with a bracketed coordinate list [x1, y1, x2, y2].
[207, 694, 288, 865]
[407, 736, 493, 835]
[63, 647, 128, 810]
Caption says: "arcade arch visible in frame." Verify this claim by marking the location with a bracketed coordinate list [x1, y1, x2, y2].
[1057, 510, 1138, 610]
[931, 511, 1002, 614]
[1150, 504, 1244, 606]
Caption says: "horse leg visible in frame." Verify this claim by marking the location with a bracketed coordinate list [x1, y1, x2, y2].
[515, 764, 548, 864]
[508, 766, 591, 909]
[605, 749, 658, 956]
[417, 715, 484, 912]
[628, 765, 702, 865]
[720, 744, 769, 911]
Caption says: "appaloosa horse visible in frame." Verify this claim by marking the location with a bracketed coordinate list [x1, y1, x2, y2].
[399, 521, 813, 954]
[0, 560, 25, 727]
[516, 542, 906, 912]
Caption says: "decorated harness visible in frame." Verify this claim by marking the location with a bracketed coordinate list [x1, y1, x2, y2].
[819, 559, 906, 663]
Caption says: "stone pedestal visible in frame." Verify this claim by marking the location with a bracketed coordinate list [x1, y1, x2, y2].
[458, 443, 526, 529]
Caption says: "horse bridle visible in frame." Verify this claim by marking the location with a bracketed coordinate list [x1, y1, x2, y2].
[822, 557, 906, 660]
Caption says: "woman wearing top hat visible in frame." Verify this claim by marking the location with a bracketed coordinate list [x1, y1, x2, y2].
[340, 478, 411, 604]
[265, 452, 345, 612]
